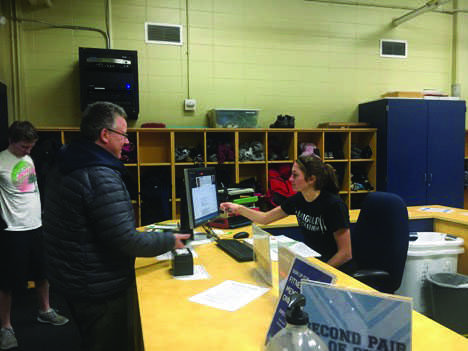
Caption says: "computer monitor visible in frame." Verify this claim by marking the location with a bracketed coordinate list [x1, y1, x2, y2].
[179, 167, 220, 237]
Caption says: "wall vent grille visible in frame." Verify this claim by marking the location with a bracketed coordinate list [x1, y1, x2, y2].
[145, 22, 182, 45]
[380, 39, 407, 58]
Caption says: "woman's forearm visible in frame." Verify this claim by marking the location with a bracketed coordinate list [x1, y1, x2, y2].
[236, 205, 271, 225]
[328, 228, 352, 267]
[220, 202, 287, 225]
[327, 249, 352, 268]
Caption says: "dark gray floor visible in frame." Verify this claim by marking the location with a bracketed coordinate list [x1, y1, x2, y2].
[8, 288, 80, 351]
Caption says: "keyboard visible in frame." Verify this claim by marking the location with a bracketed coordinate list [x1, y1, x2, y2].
[216, 239, 254, 262]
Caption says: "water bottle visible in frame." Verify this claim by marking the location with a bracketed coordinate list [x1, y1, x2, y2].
[266, 293, 328, 351]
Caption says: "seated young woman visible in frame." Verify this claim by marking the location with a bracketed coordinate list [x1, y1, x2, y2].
[220, 155, 354, 274]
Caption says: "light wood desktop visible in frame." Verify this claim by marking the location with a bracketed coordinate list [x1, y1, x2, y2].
[135, 205, 468, 350]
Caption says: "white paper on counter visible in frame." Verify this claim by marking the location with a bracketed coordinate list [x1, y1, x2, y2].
[289, 242, 321, 258]
[244, 235, 320, 261]
[418, 207, 453, 213]
[212, 228, 225, 235]
[155, 247, 198, 261]
[189, 238, 213, 246]
[188, 280, 270, 312]
[174, 265, 210, 280]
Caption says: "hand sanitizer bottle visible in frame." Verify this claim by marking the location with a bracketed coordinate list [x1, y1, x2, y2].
[266, 293, 328, 351]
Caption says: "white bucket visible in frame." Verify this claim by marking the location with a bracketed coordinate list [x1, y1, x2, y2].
[395, 232, 464, 316]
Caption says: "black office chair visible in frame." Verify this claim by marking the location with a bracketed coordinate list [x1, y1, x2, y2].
[351, 192, 409, 294]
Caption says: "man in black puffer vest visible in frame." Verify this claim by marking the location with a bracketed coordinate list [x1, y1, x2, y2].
[43, 102, 190, 351]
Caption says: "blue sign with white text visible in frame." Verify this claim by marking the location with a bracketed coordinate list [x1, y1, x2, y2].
[301, 282, 412, 351]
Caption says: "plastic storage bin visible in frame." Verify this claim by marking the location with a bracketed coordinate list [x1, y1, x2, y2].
[208, 109, 259, 128]
[427, 272, 468, 336]
[395, 232, 464, 316]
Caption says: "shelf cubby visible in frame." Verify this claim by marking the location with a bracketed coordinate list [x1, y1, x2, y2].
[324, 130, 349, 160]
[350, 129, 376, 161]
[206, 130, 235, 163]
[267, 130, 294, 162]
[36, 127, 377, 224]
[297, 130, 323, 159]
[238, 163, 268, 195]
[139, 130, 171, 164]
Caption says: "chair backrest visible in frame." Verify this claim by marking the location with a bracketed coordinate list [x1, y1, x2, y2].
[352, 192, 409, 293]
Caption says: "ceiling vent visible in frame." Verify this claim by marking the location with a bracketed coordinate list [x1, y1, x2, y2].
[145, 22, 183, 45]
[380, 39, 407, 58]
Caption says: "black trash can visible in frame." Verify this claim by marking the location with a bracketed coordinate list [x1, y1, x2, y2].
[428, 272, 468, 336]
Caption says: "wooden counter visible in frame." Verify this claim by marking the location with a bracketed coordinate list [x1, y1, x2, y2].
[135, 205, 468, 350]
[263, 205, 468, 274]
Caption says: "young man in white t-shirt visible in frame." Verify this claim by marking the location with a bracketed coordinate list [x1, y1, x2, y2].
[0, 121, 68, 350]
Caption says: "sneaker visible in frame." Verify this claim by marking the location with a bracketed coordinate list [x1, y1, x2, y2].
[0, 327, 18, 350]
[37, 308, 69, 326]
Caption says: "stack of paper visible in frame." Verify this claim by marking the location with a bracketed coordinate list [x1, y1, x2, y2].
[244, 235, 320, 261]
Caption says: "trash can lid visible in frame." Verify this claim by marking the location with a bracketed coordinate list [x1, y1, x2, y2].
[427, 272, 468, 288]
[408, 232, 464, 249]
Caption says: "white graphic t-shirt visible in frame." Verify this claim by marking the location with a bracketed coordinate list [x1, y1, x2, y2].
[0, 149, 41, 231]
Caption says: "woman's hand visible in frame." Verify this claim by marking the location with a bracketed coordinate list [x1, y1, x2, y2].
[219, 202, 242, 216]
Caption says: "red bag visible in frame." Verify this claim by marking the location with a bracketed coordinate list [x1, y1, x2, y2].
[266, 164, 296, 207]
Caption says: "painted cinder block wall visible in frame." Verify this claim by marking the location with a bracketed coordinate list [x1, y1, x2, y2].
[0, 0, 466, 128]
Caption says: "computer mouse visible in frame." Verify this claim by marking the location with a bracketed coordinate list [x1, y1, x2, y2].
[233, 231, 249, 239]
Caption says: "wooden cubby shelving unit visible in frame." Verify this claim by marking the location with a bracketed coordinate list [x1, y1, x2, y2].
[464, 130, 468, 209]
[36, 127, 377, 226]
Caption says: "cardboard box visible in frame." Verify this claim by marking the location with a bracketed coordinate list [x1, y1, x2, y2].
[382, 91, 424, 98]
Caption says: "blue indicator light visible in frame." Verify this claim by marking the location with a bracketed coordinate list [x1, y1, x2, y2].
[125, 83, 131, 90]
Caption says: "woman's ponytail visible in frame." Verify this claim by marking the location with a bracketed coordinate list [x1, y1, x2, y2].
[322, 163, 339, 194]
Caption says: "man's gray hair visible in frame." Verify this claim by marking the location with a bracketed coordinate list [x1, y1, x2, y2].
[80, 101, 127, 142]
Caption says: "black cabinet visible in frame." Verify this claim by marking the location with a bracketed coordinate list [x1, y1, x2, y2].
[0, 82, 8, 151]
[359, 99, 466, 208]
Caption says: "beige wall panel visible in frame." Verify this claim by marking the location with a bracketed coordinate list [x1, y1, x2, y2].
[146, 7, 182, 23]
[189, 27, 212, 45]
[4, 0, 463, 127]
[0, 2, 12, 122]
[112, 5, 146, 22]
[189, 44, 212, 62]
[146, 45, 183, 59]
[189, 0, 213, 12]
[112, 39, 146, 52]
[145, 59, 184, 77]
[189, 11, 212, 27]
[71, 2, 106, 18]
[32, 30, 75, 53]
[24, 0, 74, 22]
[112, 0, 146, 6]
[112, 22, 143, 41]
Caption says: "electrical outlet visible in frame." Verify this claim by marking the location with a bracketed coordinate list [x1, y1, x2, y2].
[184, 99, 196, 111]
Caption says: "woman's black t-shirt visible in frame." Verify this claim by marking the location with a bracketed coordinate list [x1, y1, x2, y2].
[280, 191, 350, 262]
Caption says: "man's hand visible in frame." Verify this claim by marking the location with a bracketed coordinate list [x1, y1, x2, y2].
[174, 234, 191, 249]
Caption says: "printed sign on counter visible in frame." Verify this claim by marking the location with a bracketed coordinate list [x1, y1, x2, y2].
[301, 281, 412, 351]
